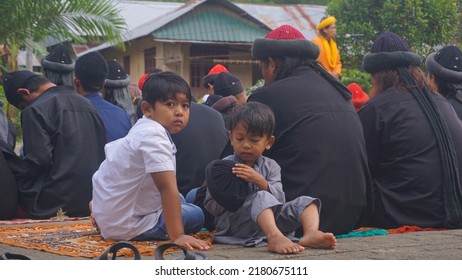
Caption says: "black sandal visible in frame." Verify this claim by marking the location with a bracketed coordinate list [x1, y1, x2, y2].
[155, 243, 208, 260]
[0, 252, 31, 260]
[99, 241, 141, 260]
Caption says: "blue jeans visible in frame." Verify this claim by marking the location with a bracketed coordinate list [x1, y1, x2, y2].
[185, 187, 199, 204]
[131, 194, 204, 241]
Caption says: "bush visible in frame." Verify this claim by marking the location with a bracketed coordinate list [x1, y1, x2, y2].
[246, 79, 265, 96]
[341, 68, 371, 94]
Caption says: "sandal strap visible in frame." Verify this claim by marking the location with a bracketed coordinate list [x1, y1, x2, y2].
[155, 243, 188, 260]
[0, 253, 31, 260]
[155, 243, 208, 260]
[99, 241, 141, 260]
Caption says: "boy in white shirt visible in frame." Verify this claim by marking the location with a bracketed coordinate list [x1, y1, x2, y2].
[91, 72, 209, 250]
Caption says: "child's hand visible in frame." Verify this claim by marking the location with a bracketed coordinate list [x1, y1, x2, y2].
[173, 234, 210, 251]
[232, 163, 269, 191]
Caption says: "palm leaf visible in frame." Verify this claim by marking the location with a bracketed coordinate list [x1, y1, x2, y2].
[0, 0, 126, 49]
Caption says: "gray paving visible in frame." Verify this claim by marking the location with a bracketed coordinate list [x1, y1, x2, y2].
[1, 227, 462, 260]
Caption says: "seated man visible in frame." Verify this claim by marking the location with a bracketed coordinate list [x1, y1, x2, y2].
[74, 51, 132, 143]
[248, 25, 372, 234]
[2, 70, 106, 218]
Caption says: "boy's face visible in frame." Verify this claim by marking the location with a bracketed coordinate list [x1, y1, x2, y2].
[142, 93, 190, 134]
[229, 122, 275, 166]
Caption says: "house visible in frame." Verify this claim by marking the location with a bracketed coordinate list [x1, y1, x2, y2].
[70, 0, 327, 99]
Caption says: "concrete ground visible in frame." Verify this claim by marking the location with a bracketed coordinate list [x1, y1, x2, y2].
[1, 224, 462, 260]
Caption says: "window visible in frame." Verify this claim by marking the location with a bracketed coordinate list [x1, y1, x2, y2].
[144, 48, 156, 73]
[189, 44, 228, 89]
[123, 55, 130, 75]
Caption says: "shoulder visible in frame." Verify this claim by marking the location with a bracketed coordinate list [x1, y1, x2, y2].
[365, 87, 412, 108]
[191, 102, 222, 118]
[248, 85, 270, 102]
[261, 156, 280, 168]
[131, 118, 167, 139]
[311, 36, 322, 45]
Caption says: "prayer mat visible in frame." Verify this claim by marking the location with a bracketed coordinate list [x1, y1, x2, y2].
[0, 220, 213, 259]
[0, 217, 88, 225]
[386, 225, 447, 234]
[335, 228, 389, 239]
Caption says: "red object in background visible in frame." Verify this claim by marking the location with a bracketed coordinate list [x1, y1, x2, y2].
[347, 82, 370, 112]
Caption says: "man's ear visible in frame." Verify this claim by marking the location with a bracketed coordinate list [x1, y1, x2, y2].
[73, 77, 80, 88]
[268, 57, 277, 73]
[101, 86, 106, 98]
[266, 135, 275, 150]
[16, 88, 30, 97]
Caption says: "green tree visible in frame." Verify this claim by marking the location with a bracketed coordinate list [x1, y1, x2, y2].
[0, 0, 127, 72]
[328, 0, 458, 69]
[0, 0, 126, 134]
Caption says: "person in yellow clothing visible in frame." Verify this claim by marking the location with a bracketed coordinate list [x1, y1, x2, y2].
[312, 16, 342, 79]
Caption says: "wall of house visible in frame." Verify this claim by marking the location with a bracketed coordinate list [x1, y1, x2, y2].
[100, 39, 256, 98]
[101, 37, 163, 86]
[227, 49, 254, 90]
[160, 42, 184, 77]
[101, 39, 190, 89]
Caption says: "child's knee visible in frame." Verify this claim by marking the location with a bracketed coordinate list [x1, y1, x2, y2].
[183, 203, 205, 230]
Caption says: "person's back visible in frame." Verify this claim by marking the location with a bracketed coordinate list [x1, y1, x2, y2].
[74, 51, 131, 143]
[360, 32, 462, 229]
[171, 102, 228, 196]
[22, 87, 106, 218]
[249, 24, 372, 234]
[92, 117, 171, 239]
[359, 88, 462, 228]
[3, 71, 106, 218]
[92, 72, 209, 250]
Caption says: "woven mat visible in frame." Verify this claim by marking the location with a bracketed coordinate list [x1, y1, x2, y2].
[0, 217, 89, 225]
[0, 220, 213, 259]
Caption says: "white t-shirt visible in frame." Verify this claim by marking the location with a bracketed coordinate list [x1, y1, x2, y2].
[92, 116, 176, 240]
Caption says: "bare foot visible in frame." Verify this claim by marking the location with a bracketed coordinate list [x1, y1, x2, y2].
[299, 230, 336, 249]
[267, 234, 305, 254]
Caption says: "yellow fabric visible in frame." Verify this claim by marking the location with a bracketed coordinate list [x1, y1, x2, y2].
[312, 35, 342, 76]
[317, 16, 336, 31]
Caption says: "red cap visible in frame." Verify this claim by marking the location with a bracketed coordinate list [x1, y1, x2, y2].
[347, 83, 370, 112]
[138, 73, 149, 91]
[208, 64, 229, 75]
[265, 24, 306, 40]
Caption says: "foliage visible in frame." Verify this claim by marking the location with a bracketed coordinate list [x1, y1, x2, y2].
[247, 79, 265, 96]
[341, 68, 371, 94]
[0, 0, 127, 50]
[0, 0, 127, 141]
[328, 0, 458, 69]
[140, 0, 330, 3]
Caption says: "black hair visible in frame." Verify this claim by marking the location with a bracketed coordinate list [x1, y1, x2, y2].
[142, 71, 192, 105]
[260, 56, 313, 81]
[260, 56, 351, 100]
[79, 79, 103, 93]
[433, 76, 462, 99]
[22, 76, 51, 93]
[229, 102, 275, 137]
